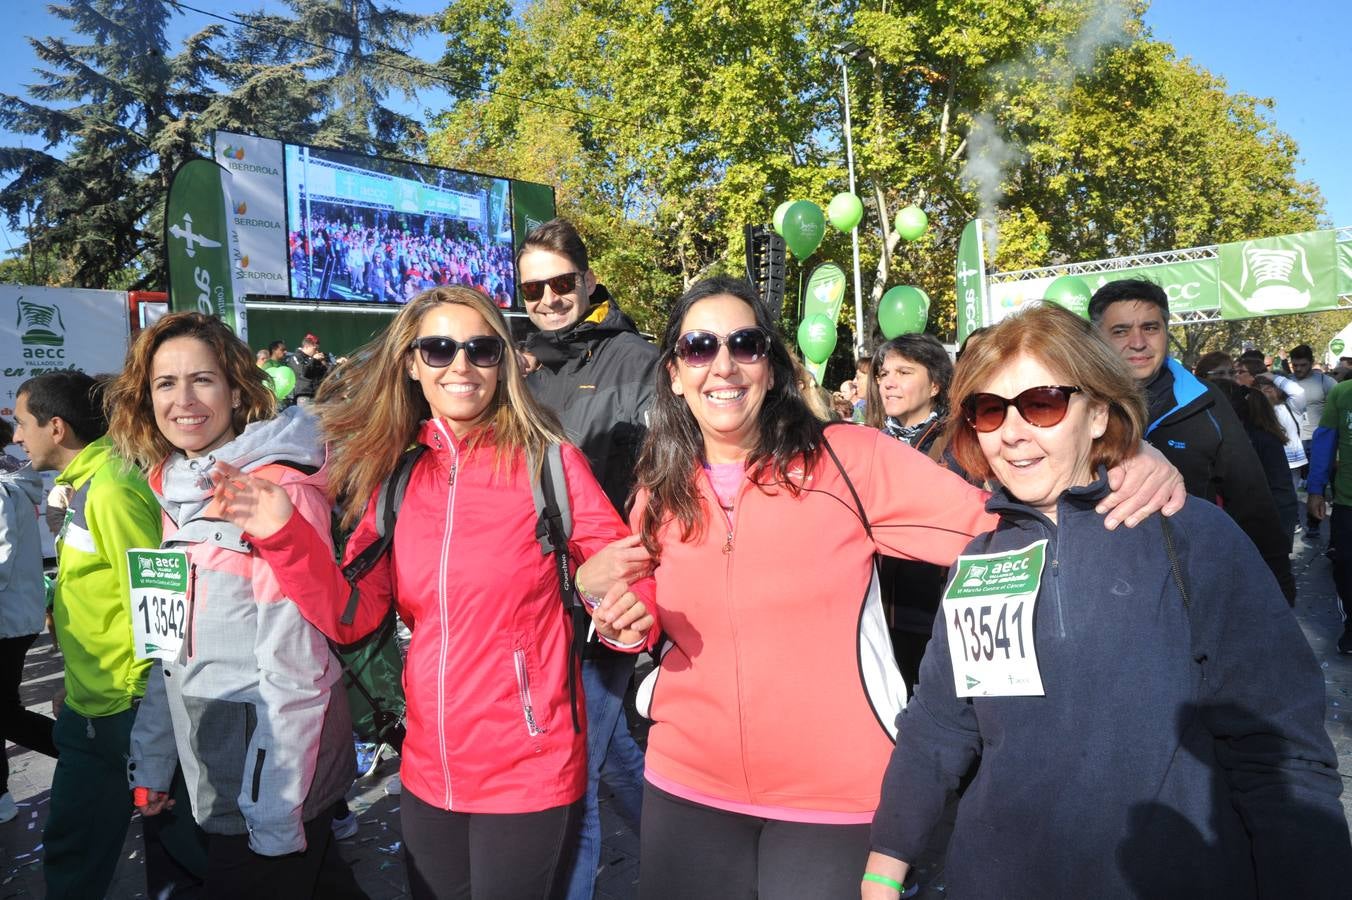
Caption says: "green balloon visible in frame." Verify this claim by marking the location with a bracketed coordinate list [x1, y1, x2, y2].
[267, 364, 296, 400]
[894, 206, 929, 242]
[773, 201, 792, 235]
[781, 200, 826, 260]
[878, 285, 930, 338]
[797, 313, 837, 365]
[827, 192, 864, 233]
[1331, 338, 1346, 356]
[1044, 274, 1092, 318]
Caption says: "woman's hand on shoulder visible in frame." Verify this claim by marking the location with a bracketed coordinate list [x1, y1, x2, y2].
[1098, 441, 1187, 530]
[210, 460, 295, 540]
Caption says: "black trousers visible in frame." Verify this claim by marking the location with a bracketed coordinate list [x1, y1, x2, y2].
[204, 811, 366, 900]
[638, 784, 871, 900]
[0, 632, 57, 794]
[401, 788, 578, 900]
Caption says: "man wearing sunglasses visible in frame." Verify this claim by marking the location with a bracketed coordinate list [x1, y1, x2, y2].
[516, 218, 657, 900]
[1090, 279, 1295, 603]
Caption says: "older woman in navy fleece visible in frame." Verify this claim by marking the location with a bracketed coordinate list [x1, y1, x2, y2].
[862, 304, 1351, 900]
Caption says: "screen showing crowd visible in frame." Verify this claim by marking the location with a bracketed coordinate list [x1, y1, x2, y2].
[284, 144, 516, 308]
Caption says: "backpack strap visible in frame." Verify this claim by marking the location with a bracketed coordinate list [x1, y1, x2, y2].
[534, 443, 585, 733]
[339, 445, 426, 627]
[822, 432, 872, 541]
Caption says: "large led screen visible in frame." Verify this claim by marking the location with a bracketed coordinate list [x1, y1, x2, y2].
[284, 144, 516, 308]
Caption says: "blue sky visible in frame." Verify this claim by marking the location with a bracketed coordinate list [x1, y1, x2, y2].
[0, 1, 1347, 262]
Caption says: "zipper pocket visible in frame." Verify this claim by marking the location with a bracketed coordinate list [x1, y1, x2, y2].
[250, 747, 266, 802]
[185, 563, 198, 659]
[513, 648, 545, 737]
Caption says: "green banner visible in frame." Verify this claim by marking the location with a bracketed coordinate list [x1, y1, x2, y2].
[800, 262, 848, 383]
[166, 158, 247, 339]
[1219, 229, 1339, 320]
[511, 181, 557, 251]
[956, 220, 988, 341]
[1092, 259, 1219, 314]
[1339, 239, 1352, 296]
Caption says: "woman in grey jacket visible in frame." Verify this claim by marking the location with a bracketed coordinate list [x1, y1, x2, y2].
[863, 304, 1351, 899]
[106, 313, 361, 899]
[0, 417, 57, 823]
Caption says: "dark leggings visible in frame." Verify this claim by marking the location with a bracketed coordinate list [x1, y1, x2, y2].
[401, 788, 579, 900]
[204, 811, 365, 899]
[638, 784, 871, 900]
[0, 632, 57, 794]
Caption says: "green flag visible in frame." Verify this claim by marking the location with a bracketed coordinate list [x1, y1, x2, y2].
[956, 221, 988, 341]
[511, 181, 557, 250]
[1219, 229, 1339, 320]
[165, 158, 247, 340]
[800, 262, 848, 383]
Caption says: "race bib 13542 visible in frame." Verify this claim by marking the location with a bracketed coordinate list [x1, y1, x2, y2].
[127, 548, 191, 662]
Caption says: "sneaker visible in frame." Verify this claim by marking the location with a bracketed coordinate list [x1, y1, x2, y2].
[385, 773, 401, 796]
[0, 792, 16, 824]
[331, 810, 359, 840]
[1338, 626, 1352, 655]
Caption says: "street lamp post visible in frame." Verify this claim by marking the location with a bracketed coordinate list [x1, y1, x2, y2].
[836, 42, 866, 357]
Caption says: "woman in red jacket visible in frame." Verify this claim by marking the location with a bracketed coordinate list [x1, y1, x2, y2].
[210, 286, 656, 900]
[613, 276, 1185, 900]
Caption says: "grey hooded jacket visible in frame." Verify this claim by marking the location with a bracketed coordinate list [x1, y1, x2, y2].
[0, 454, 45, 639]
[128, 407, 353, 856]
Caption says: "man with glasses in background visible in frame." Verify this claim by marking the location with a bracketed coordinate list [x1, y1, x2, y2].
[516, 218, 657, 900]
[1089, 279, 1295, 604]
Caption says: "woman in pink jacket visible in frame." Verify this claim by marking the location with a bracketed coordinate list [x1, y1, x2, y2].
[212, 286, 656, 900]
[614, 276, 1185, 899]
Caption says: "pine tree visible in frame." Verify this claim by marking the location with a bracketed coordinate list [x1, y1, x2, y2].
[0, 0, 219, 289]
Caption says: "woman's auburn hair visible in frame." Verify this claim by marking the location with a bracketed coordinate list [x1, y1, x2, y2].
[105, 312, 276, 471]
[632, 275, 824, 559]
[317, 285, 566, 529]
[944, 303, 1145, 483]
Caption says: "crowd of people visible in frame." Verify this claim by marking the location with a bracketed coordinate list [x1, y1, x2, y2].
[289, 209, 516, 308]
[1, 219, 1350, 899]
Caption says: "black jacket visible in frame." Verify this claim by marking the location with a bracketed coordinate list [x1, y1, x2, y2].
[872, 476, 1351, 898]
[525, 286, 658, 514]
[1145, 359, 1295, 602]
[285, 350, 330, 400]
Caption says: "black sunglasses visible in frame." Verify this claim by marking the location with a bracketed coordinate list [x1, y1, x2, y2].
[962, 385, 1082, 433]
[673, 327, 773, 368]
[409, 335, 505, 368]
[520, 272, 582, 303]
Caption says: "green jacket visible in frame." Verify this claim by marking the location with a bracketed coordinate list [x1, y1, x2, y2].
[54, 436, 161, 717]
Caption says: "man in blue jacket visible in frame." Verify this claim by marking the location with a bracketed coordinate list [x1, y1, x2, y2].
[1090, 279, 1295, 602]
[1306, 378, 1352, 652]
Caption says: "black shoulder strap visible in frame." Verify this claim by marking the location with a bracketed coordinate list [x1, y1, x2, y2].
[534, 443, 586, 733]
[339, 445, 426, 626]
[822, 432, 873, 541]
[1159, 515, 1206, 665]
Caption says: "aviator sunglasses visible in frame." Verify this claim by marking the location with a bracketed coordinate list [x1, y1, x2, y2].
[520, 272, 582, 303]
[961, 385, 1082, 433]
[673, 327, 772, 367]
[409, 335, 505, 368]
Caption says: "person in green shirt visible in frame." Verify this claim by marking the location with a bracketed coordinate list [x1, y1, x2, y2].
[1306, 377, 1352, 654]
[13, 370, 162, 900]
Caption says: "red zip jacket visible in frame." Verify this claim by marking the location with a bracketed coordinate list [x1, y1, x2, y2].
[635, 425, 996, 823]
[253, 419, 657, 813]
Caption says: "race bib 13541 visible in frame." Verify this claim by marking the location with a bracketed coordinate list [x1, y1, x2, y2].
[942, 540, 1047, 698]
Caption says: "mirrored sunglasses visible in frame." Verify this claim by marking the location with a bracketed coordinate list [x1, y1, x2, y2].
[673, 327, 772, 367]
[520, 272, 581, 303]
[962, 385, 1082, 433]
[409, 335, 505, 368]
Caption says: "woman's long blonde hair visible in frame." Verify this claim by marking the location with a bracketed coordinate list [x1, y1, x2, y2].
[318, 285, 566, 528]
[105, 312, 276, 471]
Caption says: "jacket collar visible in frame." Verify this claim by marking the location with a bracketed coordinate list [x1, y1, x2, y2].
[984, 465, 1112, 528]
[56, 435, 115, 489]
[1146, 357, 1210, 435]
